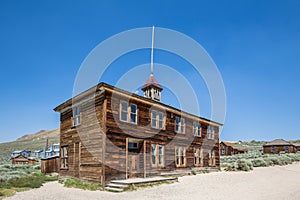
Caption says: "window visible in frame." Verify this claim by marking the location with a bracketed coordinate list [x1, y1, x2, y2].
[120, 101, 128, 121]
[130, 104, 137, 123]
[61, 146, 68, 169]
[207, 126, 215, 139]
[285, 146, 289, 152]
[271, 146, 275, 152]
[120, 101, 137, 124]
[151, 144, 164, 167]
[175, 117, 185, 134]
[209, 150, 215, 166]
[128, 142, 138, 149]
[221, 149, 225, 155]
[194, 148, 203, 166]
[151, 110, 165, 129]
[193, 122, 201, 137]
[175, 146, 186, 167]
[72, 106, 81, 126]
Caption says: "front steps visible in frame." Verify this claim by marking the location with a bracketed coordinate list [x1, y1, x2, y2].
[105, 183, 128, 192]
[105, 176, 178, 192]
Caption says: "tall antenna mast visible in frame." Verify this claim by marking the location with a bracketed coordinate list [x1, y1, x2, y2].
[150, 25, 155, 75]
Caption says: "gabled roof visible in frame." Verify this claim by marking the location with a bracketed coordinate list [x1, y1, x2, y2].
[141, 74, 162, 90]
[263, 139, 292, 146]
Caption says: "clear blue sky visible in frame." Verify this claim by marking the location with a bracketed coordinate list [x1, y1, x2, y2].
[0, 0, 299, 142]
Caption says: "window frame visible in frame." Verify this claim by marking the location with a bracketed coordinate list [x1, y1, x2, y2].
[119, 101, 138, 124]
[61, 146, 68, 169]
[285, 146, 289, 152]
[207, 126, 215, 139]
[72, 106, 81, 127]
[151, 143, 165, 167]
[194, 148, 203, 166]
[175, 116, 185, 134]
[209, 150, 215, 166]
[151, 110, 165, 129]
[175, 146, 186, 167]
[193, 122, 201, 137]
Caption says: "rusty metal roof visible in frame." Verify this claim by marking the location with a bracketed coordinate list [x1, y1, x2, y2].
[141, 74, 162, 90]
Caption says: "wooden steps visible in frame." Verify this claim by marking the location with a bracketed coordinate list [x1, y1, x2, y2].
[105, 183, 128, 192]
[105, 176, 178, 192]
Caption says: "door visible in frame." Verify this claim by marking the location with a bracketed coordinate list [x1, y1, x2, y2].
[128, 154, 139, 178]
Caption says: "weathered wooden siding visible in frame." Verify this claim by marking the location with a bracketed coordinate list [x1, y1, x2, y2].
[263, 145, 295, 154]
[104, 91, 220, 182]
[41, 157, 60, 174]
[59, 93, 105, 184]
[57, 84, 221, 185]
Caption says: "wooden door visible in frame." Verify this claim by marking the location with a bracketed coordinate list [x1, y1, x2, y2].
[74, 142, 80, 178]
[128, 154, 139, 178]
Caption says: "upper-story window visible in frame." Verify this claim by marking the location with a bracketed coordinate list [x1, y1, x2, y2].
[207, 125, 215, 139]
[175, 116, 185, 134]
[193, 122, 201, 137]
[151, 110, 165, 129]
[120, 101, 137, 124]
[72, 106, 81, 126]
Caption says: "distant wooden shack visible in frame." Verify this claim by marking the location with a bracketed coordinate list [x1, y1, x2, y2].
[11, 155, 38, 165]
[263, 139, 296, 154]
[41, 155, 60, 174]
[220, 142, 248, 156]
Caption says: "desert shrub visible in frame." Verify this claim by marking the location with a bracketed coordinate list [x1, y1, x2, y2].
[191, 169, 196, 175]
[0, 175, 58, 189]
[236, 159, 253, 171]
[64, 179, 104, 191]
[251, 158, 267, 167]
[225, 163, 237, 171]
[285, 154, 300, 162]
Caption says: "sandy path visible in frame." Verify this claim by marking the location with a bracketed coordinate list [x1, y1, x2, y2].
[6, 163, 300, 200]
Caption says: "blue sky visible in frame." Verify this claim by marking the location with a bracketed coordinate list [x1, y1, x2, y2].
[0, 0, 299, 142]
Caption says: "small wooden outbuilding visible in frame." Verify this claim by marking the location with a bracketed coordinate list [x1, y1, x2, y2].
[220, 141, 248, 156]
[41, 155, 60, 174]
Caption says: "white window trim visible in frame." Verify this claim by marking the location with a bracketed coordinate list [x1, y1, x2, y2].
[72, 106, 81, 127]
[61, 146, 68, 169]
[151, 144, 164, 167]
[175, 146, 186, 167]
[193, 122, 201, 137]
[175, 116, 185, 134]
[207, 126, 215, 139]
[119, 101, 138, 124]
[151, 110, 165, 129]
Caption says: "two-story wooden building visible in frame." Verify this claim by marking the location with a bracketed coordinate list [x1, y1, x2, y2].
[54, 74, 222, 185]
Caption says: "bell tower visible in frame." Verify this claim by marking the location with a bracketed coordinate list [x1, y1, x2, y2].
[142, 74, 163, 101]
[142, 26, 163, 101]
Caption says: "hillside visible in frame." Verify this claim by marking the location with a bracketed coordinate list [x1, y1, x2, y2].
[0, 129, 59, 163]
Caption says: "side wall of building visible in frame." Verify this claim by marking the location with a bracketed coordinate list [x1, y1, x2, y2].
[263, 145, 295, 154]
[59, 93, 105, 184]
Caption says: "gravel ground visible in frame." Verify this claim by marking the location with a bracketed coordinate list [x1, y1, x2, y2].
[6, 163, 300, 200]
